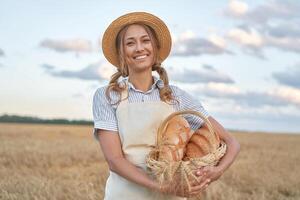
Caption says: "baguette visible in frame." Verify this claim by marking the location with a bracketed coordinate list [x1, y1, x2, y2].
[158, 115, 194, 161]
[183, 125, 220, 160]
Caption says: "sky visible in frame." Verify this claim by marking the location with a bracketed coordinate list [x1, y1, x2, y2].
[1, 0, 300, 133]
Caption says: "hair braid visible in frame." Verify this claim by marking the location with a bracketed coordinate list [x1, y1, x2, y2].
[152, 63, 177, 104]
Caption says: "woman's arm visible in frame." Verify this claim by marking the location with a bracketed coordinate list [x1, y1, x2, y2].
[96, 129, 159, 191]
[209, 116, 240, 174]
[195, 116, 240, 183]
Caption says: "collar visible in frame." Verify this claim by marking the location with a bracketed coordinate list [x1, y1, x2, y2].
[118, 75, 164, 93]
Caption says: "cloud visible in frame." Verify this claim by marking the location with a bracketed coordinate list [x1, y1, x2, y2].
[223, 0, 300, 57]
[207, 89, 285, 107]
[227, 28, 263, 47]
[227, 25, 300, 56]
[208, 34, 227, 49]
[41, 61, 116, 81]
[191, 83, 300, 108]
[39, 38, 93, 53]
[234, 91, 299, 107]
[169, 65, 234, 84]
[226, 27, 266, 58]
[269, 86, 300, 106]
[224, 0, 249, 17]
[0, 49, 5, 67]
[41, 64, 55, 70]
[266, 22, 300, 39]
[188, 83, 300, 133]
[273, 66, 300, 88]
[246, 1, 300, 25]
[224, 0, 300, 24]
[171, 31, 232, 56]
[265, 34, 300, 54]
[213, 104, 300, 133]
[198, 82, 241, 96]
[0, 48, 4, 57]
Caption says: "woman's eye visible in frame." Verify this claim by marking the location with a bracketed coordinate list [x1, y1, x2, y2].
[144, 39, 150, 42]
[126, 42, 134, 45]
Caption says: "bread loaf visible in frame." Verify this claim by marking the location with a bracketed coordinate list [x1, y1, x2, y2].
[158, 115, 194, 161]
[183, 125, 220, 160]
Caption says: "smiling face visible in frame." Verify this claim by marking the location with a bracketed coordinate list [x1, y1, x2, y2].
[123, 24, 155, 74]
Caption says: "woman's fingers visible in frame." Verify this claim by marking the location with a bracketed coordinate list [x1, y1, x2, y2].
[188, 186, 207, 197]
[195, 166, 212, 176]
[195, 167, 204, 176]
[187, 182, 209, 197]
[189, 178, 210, 193]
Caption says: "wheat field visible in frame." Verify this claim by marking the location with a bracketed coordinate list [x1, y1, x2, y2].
[0, 123, 299, 200]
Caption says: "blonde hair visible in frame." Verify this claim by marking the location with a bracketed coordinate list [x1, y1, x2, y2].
[105, 23, 176, 105]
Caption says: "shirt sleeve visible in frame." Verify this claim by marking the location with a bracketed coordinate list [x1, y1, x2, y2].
[92, 87, 118, 140]
[175, 86, 210, 130]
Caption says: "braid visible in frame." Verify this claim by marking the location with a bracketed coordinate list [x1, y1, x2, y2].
[105, 71, 126, 105]
[105, 25, 129, 105]
[152, 63, 177, 104]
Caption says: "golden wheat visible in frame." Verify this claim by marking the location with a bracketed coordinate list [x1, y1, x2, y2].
[0, 123, 299, 200]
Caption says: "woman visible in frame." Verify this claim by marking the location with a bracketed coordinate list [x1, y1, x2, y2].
[93, 12, 240, 199]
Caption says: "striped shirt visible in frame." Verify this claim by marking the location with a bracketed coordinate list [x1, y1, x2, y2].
[92, 76, 209, 138]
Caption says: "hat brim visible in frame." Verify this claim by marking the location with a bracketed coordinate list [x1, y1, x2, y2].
[102, 12, 172, 68]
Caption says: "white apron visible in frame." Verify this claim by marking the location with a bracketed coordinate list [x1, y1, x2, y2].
[104, 86, 186, 200]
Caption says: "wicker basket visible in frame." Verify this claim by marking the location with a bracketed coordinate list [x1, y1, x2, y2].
[146, 110, 227, 196]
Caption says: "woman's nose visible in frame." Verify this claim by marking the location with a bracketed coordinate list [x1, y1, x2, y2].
[135, 41, 144, 52]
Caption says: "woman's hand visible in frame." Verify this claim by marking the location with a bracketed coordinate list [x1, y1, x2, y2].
[173, 165, 223, 197]
[195, 165, 224, 186]
[186, 177, 211, 197]
[158, 178, 209, 198]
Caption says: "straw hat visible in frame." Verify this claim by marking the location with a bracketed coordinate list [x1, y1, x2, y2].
[102, 12, 172, 68]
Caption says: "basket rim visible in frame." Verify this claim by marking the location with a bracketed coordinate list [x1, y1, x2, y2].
[147, 141, 226, 164]
[156, 110, 218, 147]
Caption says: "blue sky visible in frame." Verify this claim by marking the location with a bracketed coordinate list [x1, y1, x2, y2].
[1, 0, 300, 133]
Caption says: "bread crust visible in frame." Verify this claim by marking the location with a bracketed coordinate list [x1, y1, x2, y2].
[158, 116, 193, 161]
[184, 125, 220, 159]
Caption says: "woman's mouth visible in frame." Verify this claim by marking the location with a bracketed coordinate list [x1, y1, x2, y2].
[134, 54, 148, 60]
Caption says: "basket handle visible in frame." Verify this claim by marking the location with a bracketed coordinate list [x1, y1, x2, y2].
[156, 110, 218, 146]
